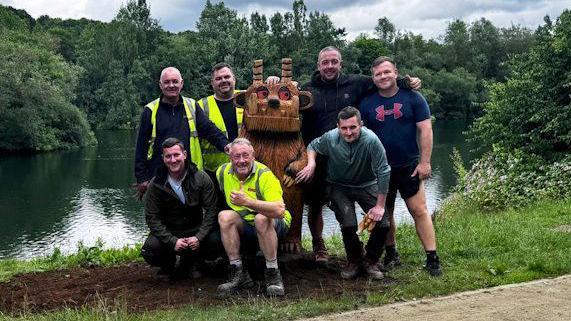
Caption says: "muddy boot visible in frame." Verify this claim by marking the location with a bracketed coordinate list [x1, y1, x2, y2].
[364, 259, 384, 280]
[312, 237, 329, 263]
[217, 265, 254, 294]
[340, 261, 361, 280]
[265, 268, 285, 296]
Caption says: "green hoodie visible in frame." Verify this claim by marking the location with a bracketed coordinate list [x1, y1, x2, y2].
[308, 126, 391, 193]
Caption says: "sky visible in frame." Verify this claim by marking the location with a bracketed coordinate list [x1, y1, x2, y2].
[2, 0, 570, 40]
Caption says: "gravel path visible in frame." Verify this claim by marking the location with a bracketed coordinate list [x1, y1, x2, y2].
[302, 275, 570, 321]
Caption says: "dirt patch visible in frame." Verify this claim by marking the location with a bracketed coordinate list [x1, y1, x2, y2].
[552, 224, 571, 233]
[0, 255, 396, 315]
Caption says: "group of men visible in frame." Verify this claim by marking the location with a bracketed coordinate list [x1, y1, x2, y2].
[134, 46, 442, 297]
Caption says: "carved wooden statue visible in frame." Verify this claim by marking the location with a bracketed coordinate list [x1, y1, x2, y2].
[235, 58, 313, 253]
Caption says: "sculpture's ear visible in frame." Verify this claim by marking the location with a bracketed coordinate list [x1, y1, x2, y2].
[299, 91, 313, 110]
[235, 91, 247, 109]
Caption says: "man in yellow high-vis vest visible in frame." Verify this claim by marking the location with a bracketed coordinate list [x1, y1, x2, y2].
[216, 138, 289, 297]
[197, 63, 243, 175]
[134, 67, 230, 198]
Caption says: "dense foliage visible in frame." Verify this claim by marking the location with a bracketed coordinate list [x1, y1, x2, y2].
[442, 10, 571, 211]
[0, 13, 95, 152]
[0, 0, 540, 142]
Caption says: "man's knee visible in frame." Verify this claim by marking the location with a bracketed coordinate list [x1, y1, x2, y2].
[218, 210, 240, 227]
[141, 235, 168, 266]
[254, 214, 273, 231]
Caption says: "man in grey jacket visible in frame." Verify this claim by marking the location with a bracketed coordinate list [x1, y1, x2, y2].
[296, 106, 391, 280]
[141, 137, 222, 280]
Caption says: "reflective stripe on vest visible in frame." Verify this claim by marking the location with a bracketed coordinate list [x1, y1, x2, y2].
[217, 162, 271, 222]
[197, 92, 243, 172]
[145, 96, 204, 170]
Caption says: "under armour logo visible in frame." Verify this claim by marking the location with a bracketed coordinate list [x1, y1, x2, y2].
[375, 103, 403, 121]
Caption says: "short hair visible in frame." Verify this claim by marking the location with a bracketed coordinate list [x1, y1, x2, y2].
[160, 67, 182, 82]
[212, 62, 234, 77]
[161, 137, 185, 151]
[371, 56, 397, 72]
[229, 137, 253, 152]
[318, 46, 342, 62]
[337, 106, 361, 123]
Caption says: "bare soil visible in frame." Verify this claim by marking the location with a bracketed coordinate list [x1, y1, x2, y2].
[0, 254, 397, 315]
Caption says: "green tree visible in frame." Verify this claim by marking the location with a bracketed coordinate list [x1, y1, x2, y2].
[0, 29, 94, 151]
[469, 11, 571, 158]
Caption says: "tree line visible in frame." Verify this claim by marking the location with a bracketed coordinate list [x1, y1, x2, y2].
[0, 0, 567, 154]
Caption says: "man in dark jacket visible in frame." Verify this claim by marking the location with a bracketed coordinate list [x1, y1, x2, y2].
[140, 137, 221, 279]
[300, 46, 420, 263]
[134, 67, 230, 198]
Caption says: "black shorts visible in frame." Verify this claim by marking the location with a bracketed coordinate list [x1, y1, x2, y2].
[303, 154, 328, 206]
[386, 161, 421, 209]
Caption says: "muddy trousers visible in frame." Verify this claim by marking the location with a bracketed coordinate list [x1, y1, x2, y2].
[141, 231, 223, 273]
[341, 225, 389, 264]
[328, 184, 390, 264]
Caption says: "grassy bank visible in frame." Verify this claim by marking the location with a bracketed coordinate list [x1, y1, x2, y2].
[1, 198, 570, 321]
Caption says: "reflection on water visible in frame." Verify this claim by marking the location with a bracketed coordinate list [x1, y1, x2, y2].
[0, 121, 475, 259]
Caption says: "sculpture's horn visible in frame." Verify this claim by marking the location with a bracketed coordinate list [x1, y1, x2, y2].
[253, 60, 263, 85]
[281, 58, 292, 83]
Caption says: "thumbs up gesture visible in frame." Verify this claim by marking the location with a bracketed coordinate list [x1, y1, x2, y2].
[230, 180, 250, 206]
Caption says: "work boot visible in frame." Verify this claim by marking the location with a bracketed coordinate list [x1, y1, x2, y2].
[312, 237, 329, 263]
[340, 262, 361, 280]
[364, 260, 384, 280]
[264, 268, 285, 296]
[424, 256, 443, 277]
[217, 265, 254, 294]
[383, 251, 402, 271]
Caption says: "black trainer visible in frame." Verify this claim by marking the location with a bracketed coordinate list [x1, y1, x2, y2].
[424, 257, 443, 277]
[383, 251, 402, 271]
[264, 268, 285, 296]
[217, 265, 254, 294]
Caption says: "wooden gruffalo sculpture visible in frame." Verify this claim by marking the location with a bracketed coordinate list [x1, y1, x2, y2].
[235, 58, 313, 253]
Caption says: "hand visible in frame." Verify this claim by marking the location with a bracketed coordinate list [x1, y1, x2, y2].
[134, 180, 150, 200]
[230, 181, 250, 206]
[295, 162, 316, 184]
[412, 162, 431, 180]
[185, 236, 200, 251]
[367, 205, 385, 222]
[406, 75, 422, 90]
[357, 215, 376, 235]
[265, 76, 280, 85]
[174, 238, 189, 252]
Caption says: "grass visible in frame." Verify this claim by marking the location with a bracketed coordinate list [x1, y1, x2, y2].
[0, 240, 142, 283]
[1, 198, 570, 321]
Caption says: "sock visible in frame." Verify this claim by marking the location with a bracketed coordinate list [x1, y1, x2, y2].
[385, 244, 397, 257]
[266, 258, 278, 269]
[230, 258, 242, 267]
[426, 250, 438, 262]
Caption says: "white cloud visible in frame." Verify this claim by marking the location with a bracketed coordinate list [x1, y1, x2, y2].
[2, 0, 569, 40]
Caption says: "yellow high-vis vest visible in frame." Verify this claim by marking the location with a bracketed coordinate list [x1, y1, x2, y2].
[145, 96, 204, 170]
[216, 161, 291, 227]
[197, 93, 243, 172]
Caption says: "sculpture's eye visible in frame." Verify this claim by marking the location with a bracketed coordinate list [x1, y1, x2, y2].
[256, 87, 269, 99]
[278, 87, 291, 100]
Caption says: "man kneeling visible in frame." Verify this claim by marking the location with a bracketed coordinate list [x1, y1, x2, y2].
[141, 138, 221, 280]
[216, 138, 290, 296]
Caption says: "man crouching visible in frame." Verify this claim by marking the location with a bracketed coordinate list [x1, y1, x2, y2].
[141, 137, 221, 280]
[216, 138, 289, 296]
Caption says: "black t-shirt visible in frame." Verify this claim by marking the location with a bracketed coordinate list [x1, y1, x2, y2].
[216, 98, 239, 141]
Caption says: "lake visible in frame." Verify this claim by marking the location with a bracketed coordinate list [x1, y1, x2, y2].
[0, 120, 475, 259]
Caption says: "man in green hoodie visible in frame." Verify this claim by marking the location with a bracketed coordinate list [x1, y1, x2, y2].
[296, 106, 391, 280]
